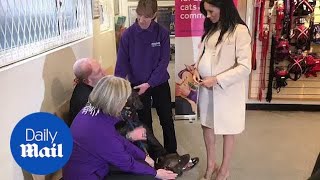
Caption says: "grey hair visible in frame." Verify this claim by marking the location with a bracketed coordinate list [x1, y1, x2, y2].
[88, 75, 132, 117]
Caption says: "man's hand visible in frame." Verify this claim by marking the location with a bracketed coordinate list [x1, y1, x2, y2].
[199, 76, 218, 88]
[134, 83, 150, 95]
[145, 155, 155, 167]
[126, 126, 147, 141]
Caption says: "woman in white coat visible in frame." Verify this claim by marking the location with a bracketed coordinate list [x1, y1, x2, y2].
[193, 0, 252, 179]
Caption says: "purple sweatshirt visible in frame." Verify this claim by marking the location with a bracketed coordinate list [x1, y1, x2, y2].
[115, 21, 170, 87]
[62, 108, 156, 180]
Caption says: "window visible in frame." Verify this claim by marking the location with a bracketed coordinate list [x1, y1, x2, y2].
[0, 0, 91, 68]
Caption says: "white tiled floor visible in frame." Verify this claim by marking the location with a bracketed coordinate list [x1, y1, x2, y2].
[24, 110, 320, 180]
[152, 110, 320, 180]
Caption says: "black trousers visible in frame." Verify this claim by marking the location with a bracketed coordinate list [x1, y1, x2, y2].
[137, 81, 177, 153]
[106, 164, 156, 180]
[145, 126, 168, 160]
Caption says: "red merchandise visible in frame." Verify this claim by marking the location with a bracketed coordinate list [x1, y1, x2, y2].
[293, 0, 315, 16]
[258, 0, 266, 41]
[276, 39, 290, 62]
[305, 55, 320, 77]
[252, 0, 261, 70]
[258, 9, 272, 101]
[290, 24, 310, 49]
[276, 0, 285, 40]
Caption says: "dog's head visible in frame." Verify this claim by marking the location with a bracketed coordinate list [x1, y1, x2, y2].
[120, 90, 143, 121]
[125, 90, 143, 111]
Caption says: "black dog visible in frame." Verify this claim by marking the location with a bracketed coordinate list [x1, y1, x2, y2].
[115, 91, 199, 176]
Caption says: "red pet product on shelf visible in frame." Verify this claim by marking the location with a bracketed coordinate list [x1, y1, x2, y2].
[257, 9, 273, 101]
[258, 0, 266, 41]
[276, 39, 290, 62]
[293, 0, 315, 16]
[275, 0, 285, 41]
[273, 67, 289, 93]
[252, 0, 261, 70]
[290, 24, 311, 49]
[305, 55, 320, 77]
[287, 54, 307, 81]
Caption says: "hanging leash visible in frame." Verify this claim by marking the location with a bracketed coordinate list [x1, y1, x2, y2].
[266, 35, 277, 102]
[258, 0, 266, 41]
[252, 0, 261, 70]
[282, 0, 292, 39]
[258, 7, 273, 101]
[275, 0, 285, 41]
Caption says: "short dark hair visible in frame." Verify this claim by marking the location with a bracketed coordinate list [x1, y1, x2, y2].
[136, 0, 158, 18]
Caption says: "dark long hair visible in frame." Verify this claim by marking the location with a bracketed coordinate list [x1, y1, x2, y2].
[200, 0, 247, 45]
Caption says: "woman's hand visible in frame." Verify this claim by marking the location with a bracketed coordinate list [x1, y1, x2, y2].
[145, 155, 154, 167]
[199, 76, 218, 88]
[156, 169, 178, 180]
[192, 69, 201, 84]
[126, 126, 147, 141]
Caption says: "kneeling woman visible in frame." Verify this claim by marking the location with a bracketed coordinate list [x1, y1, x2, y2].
[63, 76, 177, 180]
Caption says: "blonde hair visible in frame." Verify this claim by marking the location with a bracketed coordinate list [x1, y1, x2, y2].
[88, 75, 131, 117]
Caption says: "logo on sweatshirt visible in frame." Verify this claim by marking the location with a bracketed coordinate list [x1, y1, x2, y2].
[151, 42, 161, 47]
[10, 112, 73, 175]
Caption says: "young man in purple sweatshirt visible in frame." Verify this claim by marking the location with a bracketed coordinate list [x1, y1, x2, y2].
[115, 0, 177, 154]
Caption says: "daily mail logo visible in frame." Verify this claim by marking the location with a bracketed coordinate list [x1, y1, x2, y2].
[10, 113, 73, 175]
[20, 129, 63, 158]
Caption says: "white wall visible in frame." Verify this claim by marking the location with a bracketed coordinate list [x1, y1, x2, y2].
[0, 18, 117, 179]
[0, 38, 92, 179]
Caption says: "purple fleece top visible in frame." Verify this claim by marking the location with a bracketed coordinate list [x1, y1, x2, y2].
[115, 21, 170, 87]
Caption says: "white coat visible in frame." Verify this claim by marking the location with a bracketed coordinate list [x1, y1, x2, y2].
[197, 24, 252, 134]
